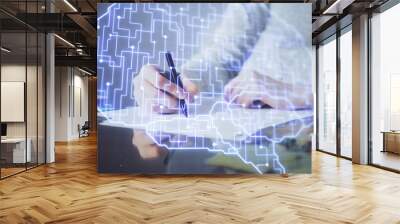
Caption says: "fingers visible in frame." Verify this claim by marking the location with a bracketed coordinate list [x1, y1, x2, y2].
[141, 64, 198, 101]
[140, 64, 182, 99]
[134, 64, 199, 114]
[223, 78, 241, 103]
[226, 84, 290, 109]
[224, 76, 257, 107]
[134, 80, 179, 114]
[180, 76, 199, 101]
[223, 72, 280, 109]
[151, 89, 179, 114]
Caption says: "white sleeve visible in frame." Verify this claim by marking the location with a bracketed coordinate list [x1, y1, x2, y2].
[241, 4, 312, 87]
[181, 4, 270, 92]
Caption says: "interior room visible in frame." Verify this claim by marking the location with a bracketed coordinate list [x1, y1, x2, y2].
[0, 0, 400, 223]
[0, 9, 46, 178]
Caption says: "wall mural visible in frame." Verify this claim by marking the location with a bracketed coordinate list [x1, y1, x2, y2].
[97, 3, 313, 174]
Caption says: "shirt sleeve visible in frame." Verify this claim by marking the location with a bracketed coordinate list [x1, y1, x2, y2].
[180, 4, 270, 93]
[241, 4, 312, 87]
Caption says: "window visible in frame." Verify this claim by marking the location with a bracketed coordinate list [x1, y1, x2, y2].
[318, 36, 337, 154]
[370, 3, 400, 171]
[0, 1, 47, 179]
[339, 28, 352, 158]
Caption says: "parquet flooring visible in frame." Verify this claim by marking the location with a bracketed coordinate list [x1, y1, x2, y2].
[1, 167, 26, 178]
[1, 135, 400, 223]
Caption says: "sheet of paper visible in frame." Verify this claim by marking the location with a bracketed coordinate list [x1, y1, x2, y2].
[100, 96, 313, 141]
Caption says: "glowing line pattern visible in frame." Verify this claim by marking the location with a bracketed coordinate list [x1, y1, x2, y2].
[97, 3, 313, 174]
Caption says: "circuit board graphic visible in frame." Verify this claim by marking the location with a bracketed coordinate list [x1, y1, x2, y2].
[97, 3, 313, 174]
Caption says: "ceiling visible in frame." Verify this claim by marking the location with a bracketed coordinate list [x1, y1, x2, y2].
[0, 0, 98, 74]
[0, 0, 395, 74]
[311, 0, 390, 43]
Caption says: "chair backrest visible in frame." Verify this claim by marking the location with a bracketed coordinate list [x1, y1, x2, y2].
[82, 121, 90, 129]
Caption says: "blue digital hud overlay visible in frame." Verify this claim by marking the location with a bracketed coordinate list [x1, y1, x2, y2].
[97, 3, 313, 174]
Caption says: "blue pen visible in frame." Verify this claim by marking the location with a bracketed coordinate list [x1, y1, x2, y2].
[165, 51, 188, 117]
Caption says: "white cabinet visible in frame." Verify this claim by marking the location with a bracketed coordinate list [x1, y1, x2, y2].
[1, 138, 32, 163]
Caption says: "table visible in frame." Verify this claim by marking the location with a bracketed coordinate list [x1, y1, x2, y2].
[381, 131, 400, 154]
[1, 138, 31, 163]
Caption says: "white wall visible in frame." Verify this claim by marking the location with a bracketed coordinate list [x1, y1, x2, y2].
[55, 67, 69, 141]
[1, 65, 26, 138]
[55, 67, 89, 141]
[72, 73, 89, 138]
[1, 65, 43, 137]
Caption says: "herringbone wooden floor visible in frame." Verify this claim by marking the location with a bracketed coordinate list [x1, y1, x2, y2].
[1, 135, 400, 224]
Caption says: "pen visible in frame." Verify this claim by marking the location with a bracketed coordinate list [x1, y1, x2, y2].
[165, 51, 188, 117]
